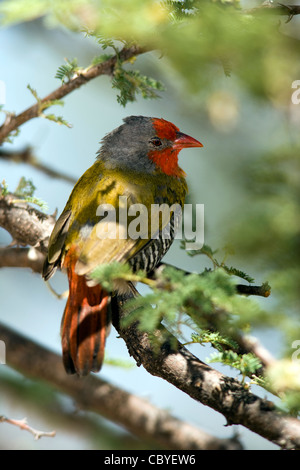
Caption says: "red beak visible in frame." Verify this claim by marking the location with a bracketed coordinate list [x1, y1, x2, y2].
[173, 132, 203, 150]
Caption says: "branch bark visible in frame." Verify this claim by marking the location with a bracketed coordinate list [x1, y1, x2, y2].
[0, 323, 241, 450]
[0, 193, 55, 250]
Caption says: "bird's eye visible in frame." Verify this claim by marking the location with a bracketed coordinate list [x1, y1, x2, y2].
[150, 137, 162, 147]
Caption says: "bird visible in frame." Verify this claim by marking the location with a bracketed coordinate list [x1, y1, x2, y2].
[43, 116, 203, 376]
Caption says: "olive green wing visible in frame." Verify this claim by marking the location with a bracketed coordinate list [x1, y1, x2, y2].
[43, 210, 71, 280]
[73, 186, 153, 277]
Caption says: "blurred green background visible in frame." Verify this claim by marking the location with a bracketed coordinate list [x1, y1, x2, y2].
[0, 0, 300, 450]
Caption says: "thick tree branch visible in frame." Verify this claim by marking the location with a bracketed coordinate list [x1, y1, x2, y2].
[112, 293, 300, 450]
[0, 323, 242, 450]
[0, 193, 55, 250]
[0, 45, 146, 144]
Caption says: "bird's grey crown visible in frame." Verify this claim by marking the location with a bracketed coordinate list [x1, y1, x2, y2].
[122, 115, 153, 126]
[96, 116, 168, 173]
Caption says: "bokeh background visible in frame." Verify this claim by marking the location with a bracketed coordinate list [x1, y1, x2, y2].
[0, 0, 300, 450]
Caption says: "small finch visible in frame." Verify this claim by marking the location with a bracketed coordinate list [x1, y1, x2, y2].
[43, 116, 203, 376]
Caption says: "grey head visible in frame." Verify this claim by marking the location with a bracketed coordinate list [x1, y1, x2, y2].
[96, 115, 178, 173]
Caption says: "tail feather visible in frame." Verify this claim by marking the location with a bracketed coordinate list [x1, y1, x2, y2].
[62, 251, 110, 376]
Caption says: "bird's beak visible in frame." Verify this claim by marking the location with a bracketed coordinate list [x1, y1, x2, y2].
[173, 132, 203, 150]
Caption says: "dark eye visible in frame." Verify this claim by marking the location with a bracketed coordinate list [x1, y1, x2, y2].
[150, 137, 162, 147]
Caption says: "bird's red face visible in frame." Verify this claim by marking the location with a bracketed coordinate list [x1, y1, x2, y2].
[97, 115, 203, 177]
[149, 118, 203, 178]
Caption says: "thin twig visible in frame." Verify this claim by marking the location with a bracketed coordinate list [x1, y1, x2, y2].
[236, 283, 271, 297]
[0, 415, 56, 440]
[0, 147, 77, 185]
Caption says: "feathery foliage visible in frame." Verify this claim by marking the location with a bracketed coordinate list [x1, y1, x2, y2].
[208, 350, 262, 383]
[27, 84, 72, 128]
[112, 68, 164, 107]
[55, 58, 79, 83]
[0, 180, 9, 196]
[13, 177, 48, 211]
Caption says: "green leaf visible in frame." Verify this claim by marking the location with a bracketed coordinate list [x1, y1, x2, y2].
[112, 68, 165, 107]
[15, 176, 36, 198]
[222, 265, 255, 284]
[190, 330, 238, 352]
[182, 241, 256, 283]
[91, 53, 114, 66]
[0, 179, 9, 196]
[43, 113, 72, 128]
[55, 58, 78, 83]
[91, 262, 135, 291]
[208, 351, 262, 381]
[14, 177, 48, 211]
[27, 83, 40, 102]
[104, 356, 135, 369]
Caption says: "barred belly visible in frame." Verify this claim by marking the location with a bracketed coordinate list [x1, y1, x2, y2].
[129, 213, 179, 273]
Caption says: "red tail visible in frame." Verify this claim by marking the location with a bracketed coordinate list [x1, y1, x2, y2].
[62, 250, 110, 376]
